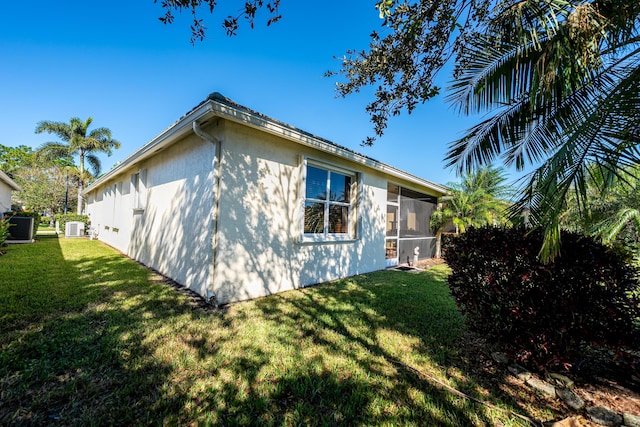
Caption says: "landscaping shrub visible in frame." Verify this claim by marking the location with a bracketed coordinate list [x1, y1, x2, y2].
[442, 226, 640, 373]
[3, 210, 40, 236]
[40, 215, 52, 226]
[54, 213, 90, 233]
[0, 218, 11, 247]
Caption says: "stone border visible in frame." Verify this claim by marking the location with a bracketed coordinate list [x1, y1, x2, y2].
[491, 352, 640, 427]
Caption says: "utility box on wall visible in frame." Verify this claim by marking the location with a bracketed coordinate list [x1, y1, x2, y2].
[8, 216, 34, 241]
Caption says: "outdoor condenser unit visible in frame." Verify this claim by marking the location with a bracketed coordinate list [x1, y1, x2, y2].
[65, 221, 85, 238]
[8, 216, 34, 241]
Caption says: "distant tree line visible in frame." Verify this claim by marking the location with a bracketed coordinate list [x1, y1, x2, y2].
[1, 117, 120, 219]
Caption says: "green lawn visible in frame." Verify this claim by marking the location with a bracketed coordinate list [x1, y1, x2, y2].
[0, 236, 555, 425]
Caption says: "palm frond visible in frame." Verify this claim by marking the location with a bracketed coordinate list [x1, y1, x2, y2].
[36, 142, 71, 162]
[592, 207, 640, 243]
[85, 154, 102, 178]
[448, 35, 543, 115]
[35, 120, 73, 141]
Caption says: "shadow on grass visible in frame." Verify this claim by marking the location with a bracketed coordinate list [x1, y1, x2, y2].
[0, 237, 179, 425]
[178, 268, 542, 426]
[0, 238, 541, 426]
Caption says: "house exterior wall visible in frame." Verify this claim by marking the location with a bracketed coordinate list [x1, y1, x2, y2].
[86, 115, 443, 306]
[212, 121, 421, 304]
[86, 133, 217, 298]
[0, 180, 12, 212]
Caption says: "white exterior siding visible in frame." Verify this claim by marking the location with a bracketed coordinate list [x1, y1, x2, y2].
[87, 133, 216, 298]
[0, 180, 12, 212]
[0, 171, 20, 212]
[83, 94, 447, 306]
[212, 121, 388, 303]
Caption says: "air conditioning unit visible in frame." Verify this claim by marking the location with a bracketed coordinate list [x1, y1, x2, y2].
[8, 216, 34, 241]
[65, 221, 85, 238]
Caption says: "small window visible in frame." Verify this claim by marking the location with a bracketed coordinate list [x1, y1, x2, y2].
[122, 178, 130, 195]
[303, 163, 354, 239]
[131, 170, 147, 210]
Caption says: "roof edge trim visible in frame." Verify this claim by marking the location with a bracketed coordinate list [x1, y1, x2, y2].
[85, 95, 448, 196]
[0, 170, 22, 192]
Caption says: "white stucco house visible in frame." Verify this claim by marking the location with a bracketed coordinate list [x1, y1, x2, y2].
[84, 93, 447, 305]
[0, 170, 21, 212]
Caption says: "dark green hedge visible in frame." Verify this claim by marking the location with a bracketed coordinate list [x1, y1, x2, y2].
[54, 214, 90, 233]
[442, 226, 640, 373]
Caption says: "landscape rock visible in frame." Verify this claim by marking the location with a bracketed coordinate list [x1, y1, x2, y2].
[526, 377, 557, 397]
[547, 373, 575, 389]
[556, 388, 585, 411]
[623, 412, 640, 427]
[556, 388, 585, 410]
[586, 406, 622, 427]
[508, 364, 532, 381]
[491, 351, 509, 364]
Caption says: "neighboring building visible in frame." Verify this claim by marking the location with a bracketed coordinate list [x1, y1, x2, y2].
[0, 170, 21, 212]
[84, 93, 447, 305]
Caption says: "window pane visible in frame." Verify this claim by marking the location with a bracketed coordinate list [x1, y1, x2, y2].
[385, 239, 398, 259]
[306, 166, 328, 200]
[387, 183, 399, 202]
[330, 173, 351, 202]
[328, 205, 349, 234]
[304, 202, 325, 234]
[386, 205, 398, 237]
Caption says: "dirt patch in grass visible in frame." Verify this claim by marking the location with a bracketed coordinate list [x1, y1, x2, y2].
[416, 258, 447, 269]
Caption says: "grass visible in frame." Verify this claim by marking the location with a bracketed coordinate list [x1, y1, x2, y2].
[0, 236, 557, 426]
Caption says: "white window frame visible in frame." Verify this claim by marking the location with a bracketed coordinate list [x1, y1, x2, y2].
[301, 158, 357, 243]
[131, 169, 147, 211]
[385, 182, 400, 267]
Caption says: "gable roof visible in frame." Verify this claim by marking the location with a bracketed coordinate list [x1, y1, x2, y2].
[0, 170, 21, 192]
[86, 93, 448, 195]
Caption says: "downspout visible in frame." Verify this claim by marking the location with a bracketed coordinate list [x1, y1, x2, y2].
[193, 120, 222, 307]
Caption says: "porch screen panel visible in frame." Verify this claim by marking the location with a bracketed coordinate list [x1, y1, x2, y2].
[398, 238, 436, 263]
[398, 188, 436, 238]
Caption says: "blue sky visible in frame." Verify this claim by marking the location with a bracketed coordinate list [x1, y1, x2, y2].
[1, 1, 487, 186]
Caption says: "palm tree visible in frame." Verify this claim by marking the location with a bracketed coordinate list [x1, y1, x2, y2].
[445, 0, 640, 260]
[562, 165, 640, 260]
[36, 117, 120, 214]
[431, 166, 511, 257]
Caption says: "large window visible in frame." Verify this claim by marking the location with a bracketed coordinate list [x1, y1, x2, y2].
[304, 164, 354, 238]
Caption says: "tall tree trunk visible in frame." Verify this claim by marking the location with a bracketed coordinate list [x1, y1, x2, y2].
[76, 182, 84, 215]
[77, 151, 84, 215]
[434, 230, 443, 259]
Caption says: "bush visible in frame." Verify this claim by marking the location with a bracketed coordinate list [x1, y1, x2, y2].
[40, 216, 52, 226]
[54, 213, 90, 233]
[3, 211, 40, 236]
[0, 218, 11, 246]
[442, 226, 640, 372]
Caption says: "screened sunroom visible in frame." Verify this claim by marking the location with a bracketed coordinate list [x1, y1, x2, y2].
[385, 183, 438, 267]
